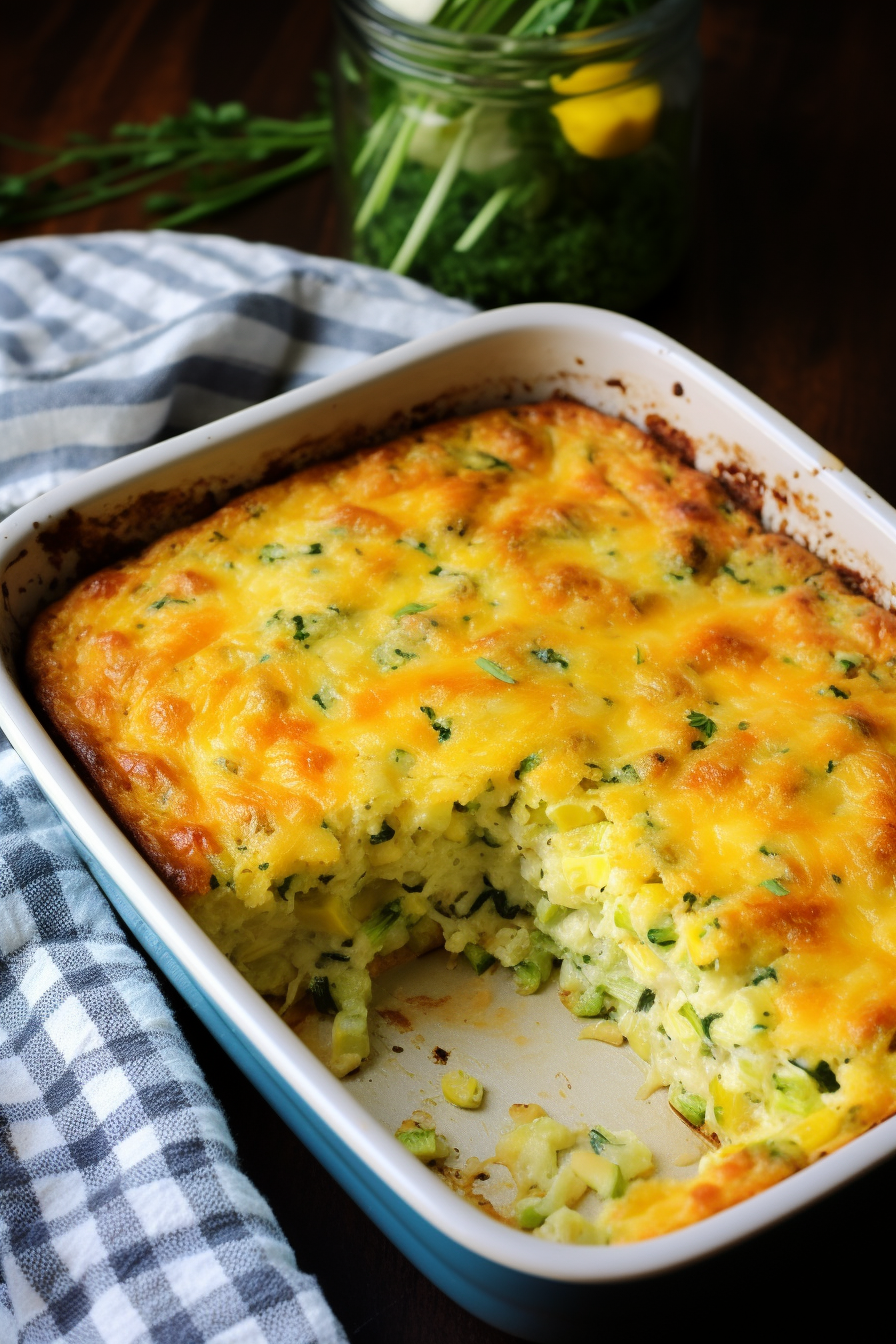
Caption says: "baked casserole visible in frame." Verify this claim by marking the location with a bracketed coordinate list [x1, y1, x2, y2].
[28, 399, 896, 1242]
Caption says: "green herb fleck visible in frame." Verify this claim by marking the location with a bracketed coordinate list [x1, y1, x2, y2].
[832, 873, 842, 884]
[635, 645, 644, 664]
[760, 878, 789, 895]
[647, 926, 677, 948]
[311, 692, 327, 711]
[369, 821, 396, 845]
[148, 595, 190, 610]
[686, 710, 717, 739]
[258, 862, 269, 871]
[475, 657, 516, 684]
[292, 615, 309, 642]
[309, 975, 337, 1015]
[824, 684, 849, 699]
[420, 706, 451, 741]
[752, 966, 778, 985]
[827, 760, 836, 773]
[721, 564, 749, 584]
[395, 602, 434, 617]
[515, 753, 541, 779]
[791, 1058, 840, 1093]
[259, 542, 287, 563]
[531, 648, 569, 670]
[614, 763, 639, 783]
[738, 721, 749, 730]
[637, 988, 655, 1012]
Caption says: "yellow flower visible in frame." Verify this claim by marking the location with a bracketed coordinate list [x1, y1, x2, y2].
[550, 62, 662, 159]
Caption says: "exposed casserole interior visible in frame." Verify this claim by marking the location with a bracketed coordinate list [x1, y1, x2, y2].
[27, 399, 896, 1243]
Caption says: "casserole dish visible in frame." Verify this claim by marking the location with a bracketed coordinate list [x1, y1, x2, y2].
[3, 303, 896, 1340]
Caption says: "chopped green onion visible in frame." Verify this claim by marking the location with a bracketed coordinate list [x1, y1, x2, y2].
[309, 975, 337, 1015]
[463, 944, 496, 975]
[475, 656, 516, 683]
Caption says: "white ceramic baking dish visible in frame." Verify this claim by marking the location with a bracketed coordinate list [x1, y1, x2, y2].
[3, 303, 896, 1342]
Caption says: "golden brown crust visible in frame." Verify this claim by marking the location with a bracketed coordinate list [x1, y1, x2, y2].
[25, 398, 896, 1200]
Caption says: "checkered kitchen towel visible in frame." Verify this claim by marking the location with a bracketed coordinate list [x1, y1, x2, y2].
[0, 232, 473, 1343]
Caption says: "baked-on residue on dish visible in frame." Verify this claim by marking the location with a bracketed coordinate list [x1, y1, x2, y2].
[27, 400, 896, 1242]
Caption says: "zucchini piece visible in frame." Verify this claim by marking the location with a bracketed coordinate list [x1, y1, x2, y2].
[513, 931, 556, 996]
[330, 1009, 369, 1078]
[536, 896, 566, 928]
[518, 1203, 547, 1229]
[773, 1063, 822, 1115]
[572, 983, 605, 1017]
[517, 1160, 588, 1228]
[396, 1127, 449, 1162]
[533, 1207, 605, 1244]
[463, 943, 497, 975]
[569, 1149, 626, 1199]
[513, 960, 543, 995]
[613, 903, 635, 933]
[670, 1083, 707, 1128]
[587, 1126, 653, 1179]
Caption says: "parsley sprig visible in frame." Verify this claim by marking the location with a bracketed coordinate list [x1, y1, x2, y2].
[686, 710, 717, 739]
[0, 99, 330, 231]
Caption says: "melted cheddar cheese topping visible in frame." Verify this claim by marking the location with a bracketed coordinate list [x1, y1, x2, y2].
[28, 400, 896, 1242]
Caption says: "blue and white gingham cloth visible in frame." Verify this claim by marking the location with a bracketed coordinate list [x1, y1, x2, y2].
[0, 231, 472, 1343]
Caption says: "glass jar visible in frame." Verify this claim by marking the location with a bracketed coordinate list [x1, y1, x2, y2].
[332, 0, 701, 311]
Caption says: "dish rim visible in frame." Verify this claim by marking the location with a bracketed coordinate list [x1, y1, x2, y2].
[3, 300, 896, 1283]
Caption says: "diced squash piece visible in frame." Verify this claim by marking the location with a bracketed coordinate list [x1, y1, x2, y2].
[562, 853, 610, 892]
[579, 1020, 625, 1045]
[783, 1106, 841, 1153]
[533, 1207, 606, 1244]
[495, 1116, 576, 1197]
[569, 1149, 626, 1198]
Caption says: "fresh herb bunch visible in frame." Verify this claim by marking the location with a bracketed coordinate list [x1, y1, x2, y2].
[0, 98, 331, 232]
[397, 0, 656, 37]
[343, 0, 694, 308]
[358, 146, 687, 310]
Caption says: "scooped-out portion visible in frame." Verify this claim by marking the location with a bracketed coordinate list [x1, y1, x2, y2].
[28, 399, 896, 1243]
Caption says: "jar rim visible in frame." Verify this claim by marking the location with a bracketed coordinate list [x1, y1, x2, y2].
[340, 0, 700, 60]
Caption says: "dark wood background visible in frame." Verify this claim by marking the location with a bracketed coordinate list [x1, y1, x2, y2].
[4, 2, 896, 1338]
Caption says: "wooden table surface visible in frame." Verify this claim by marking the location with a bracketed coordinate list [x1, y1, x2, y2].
[4, 2, 896, 1337]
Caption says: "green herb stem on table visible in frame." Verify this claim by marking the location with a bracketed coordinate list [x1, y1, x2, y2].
[0, 100, 332, 232]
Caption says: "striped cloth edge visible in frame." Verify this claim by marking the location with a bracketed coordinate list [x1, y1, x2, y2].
[0, 230, 473, 518]
[0, 231, 473, 1342]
